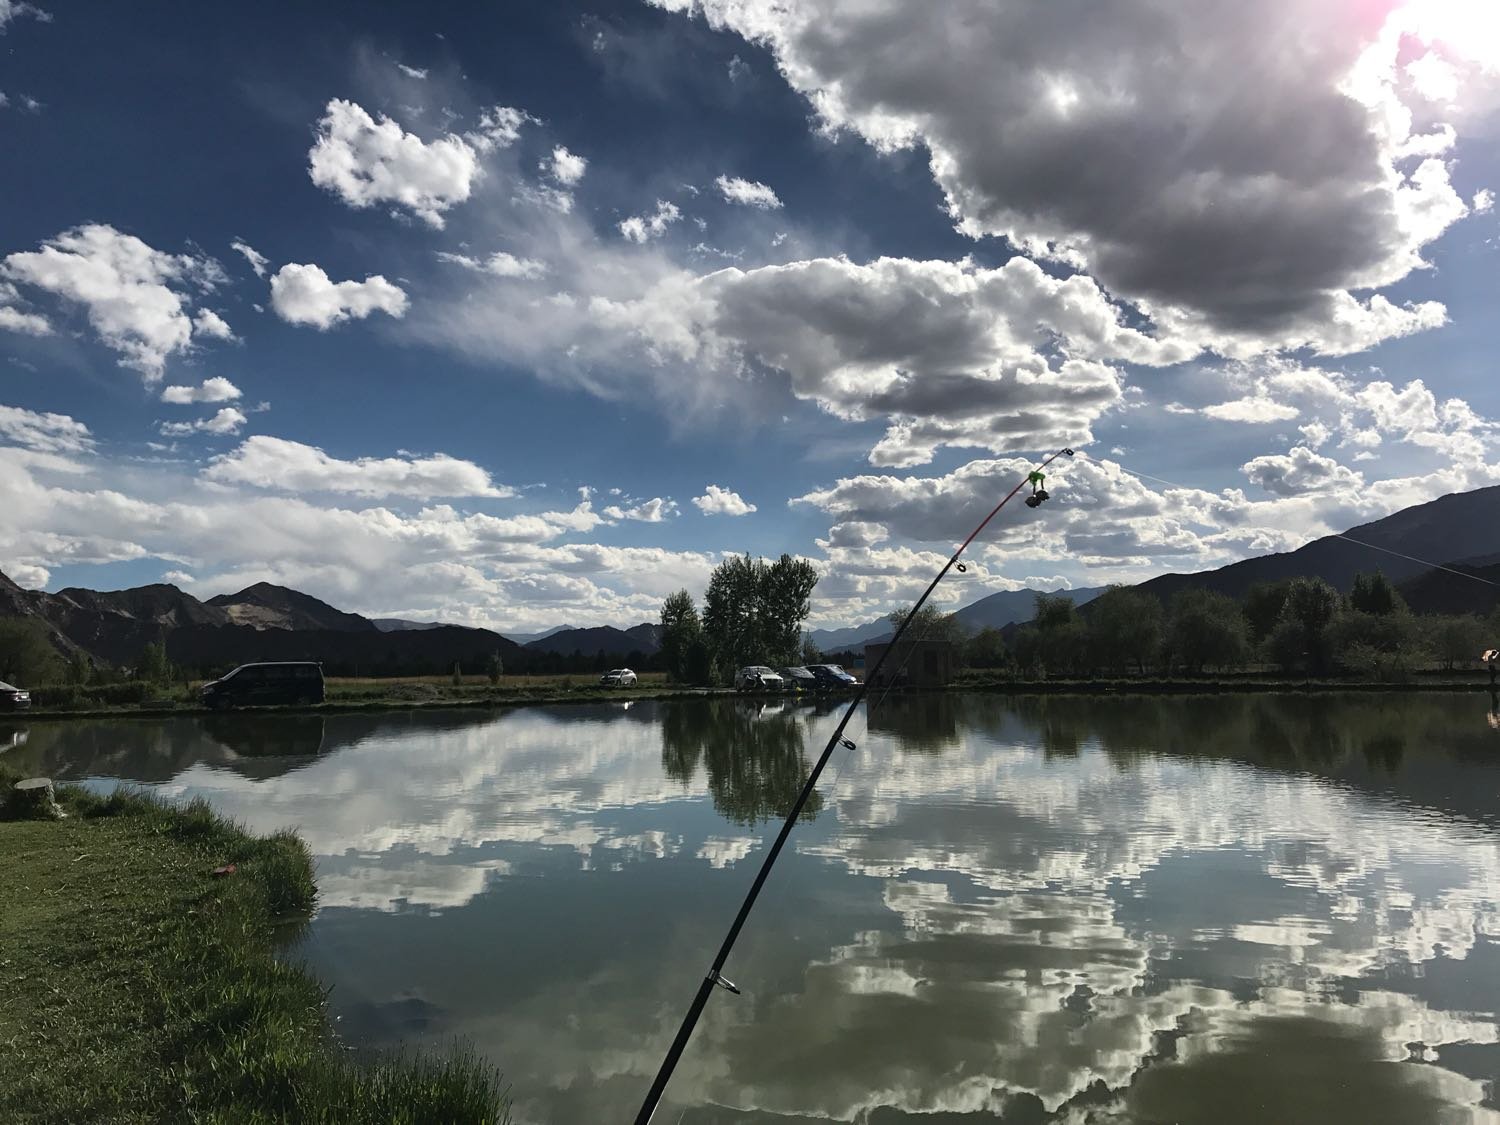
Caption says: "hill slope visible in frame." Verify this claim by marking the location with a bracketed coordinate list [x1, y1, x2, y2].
[208, 583, 376, 632]
[524, 625, 659, 657]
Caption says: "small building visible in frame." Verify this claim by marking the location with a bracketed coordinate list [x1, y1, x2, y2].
[864, 639, 957, 689]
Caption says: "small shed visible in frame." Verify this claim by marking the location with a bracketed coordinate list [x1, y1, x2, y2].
[864, 639, 957, 689]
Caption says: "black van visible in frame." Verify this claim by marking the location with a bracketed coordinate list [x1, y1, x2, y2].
[200, 662, 325, 708]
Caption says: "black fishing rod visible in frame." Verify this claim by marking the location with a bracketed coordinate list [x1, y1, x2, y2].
[632, 447, 1076, 1124]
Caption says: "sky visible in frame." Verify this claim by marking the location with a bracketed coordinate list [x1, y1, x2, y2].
[1, 0, 1498, 633]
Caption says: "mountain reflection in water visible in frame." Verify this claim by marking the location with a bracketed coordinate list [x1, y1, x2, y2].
[7, 693, 1500, 1124]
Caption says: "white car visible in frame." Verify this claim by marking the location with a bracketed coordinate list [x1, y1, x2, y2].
[735, 666, 785, 692]
[599, 668, 637, 688]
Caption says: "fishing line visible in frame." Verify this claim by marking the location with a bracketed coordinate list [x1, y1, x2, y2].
[1079, 452, 1500, 590]
[632, 447, 1076, 1124]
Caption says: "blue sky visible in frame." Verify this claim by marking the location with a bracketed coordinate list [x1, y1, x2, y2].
[1, 0, 1498, 631]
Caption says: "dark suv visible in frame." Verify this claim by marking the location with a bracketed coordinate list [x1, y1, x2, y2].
[807, 664, 859, 688]
[201, 662, 325, 708]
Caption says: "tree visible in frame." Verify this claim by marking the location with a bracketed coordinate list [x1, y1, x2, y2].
[1243, 581, 1292, 644]
[0, 619, 62, 685]
[800, 633, 821, 665]
[1329, 610, 1424, 679]
[1281, 577, 1340, 673]
[138, 641, 171, 685]
[1032, 594, 1088, 676]
[701, 554, 819, 680]
[1349, 571, 1404, 616]
[965, 627, 1007, 669]
[660, 589, 707, 684]
[486, 652, 505, 685]
[1087, 586, 1164, 675]
[1166, 589, 1249, 674]
[451, 660, 463, 686]
[1425, 614, 1488, 672]
[1264, 618, 1310, 674]
[886, 604, 967, 645]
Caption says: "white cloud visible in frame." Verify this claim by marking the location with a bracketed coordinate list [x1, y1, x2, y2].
[0, 0, 48, 31]
[2, 224, 228, 378]
[1299, 420, 1332, 449]
[1475, 189, 1496, 215]
[0, 404, 92, 453]
[269, 263, 408, 329]
[308, 99, 484, 228]
[0, 286, 50, 336]
[203, 435, 514, 499]
[693, 485, 756, 516]
[396, 62, 428, 80]
[715, 174, 782, 209]
[158, 407, 247, 437]
[549, 146, 588, 186]
[160, 377, 241, 405]
[192, 308, 234, 340]
[1242, 445, 1365, 498]
[1200, 396, 1301, 424]
[468, 106, 532, 153]
[659, 0, 1478, 351]
[230, 239, 269, 277]
[435, 250, 546, 278]
[619, 201, 682, 243]
[602, 497, 678, 522]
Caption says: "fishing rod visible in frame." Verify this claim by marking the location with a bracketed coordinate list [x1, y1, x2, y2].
[632, 446, 1075, 1124]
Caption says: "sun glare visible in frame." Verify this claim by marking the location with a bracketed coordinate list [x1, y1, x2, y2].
[1397, 0, 1500, 70]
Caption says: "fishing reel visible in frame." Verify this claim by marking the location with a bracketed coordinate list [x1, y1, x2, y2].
[1024, 489, 1050, 508]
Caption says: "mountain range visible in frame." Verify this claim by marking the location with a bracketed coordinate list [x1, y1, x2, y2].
[3, 484, 1497, 674]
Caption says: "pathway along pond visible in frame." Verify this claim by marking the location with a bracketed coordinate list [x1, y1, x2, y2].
[6, 694, 1500, 1123]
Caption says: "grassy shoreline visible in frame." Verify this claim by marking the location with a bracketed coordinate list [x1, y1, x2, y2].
[8, 673, 1497, 722]
[0, 765, 510, 1124]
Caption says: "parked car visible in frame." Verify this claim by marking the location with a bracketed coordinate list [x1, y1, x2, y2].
[807, 663, 859, 688]
[779, 666, 817, 691]
[735, 666, 785, 692]
[0, 680, 32, 710]
[201, 662, 324, 709]
[599, 668, 638, 688]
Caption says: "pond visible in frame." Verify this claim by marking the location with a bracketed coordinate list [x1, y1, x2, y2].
[5, 693, 1500, 1123]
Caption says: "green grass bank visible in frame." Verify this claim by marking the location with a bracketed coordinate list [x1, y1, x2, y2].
[0, 765, 510, 1124]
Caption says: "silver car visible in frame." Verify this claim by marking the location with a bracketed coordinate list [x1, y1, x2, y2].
[599, 668, 638, 687]
[734, 666, 784, 692]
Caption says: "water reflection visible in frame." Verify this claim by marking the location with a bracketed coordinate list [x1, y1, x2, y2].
[10, 694, 1500, 1123]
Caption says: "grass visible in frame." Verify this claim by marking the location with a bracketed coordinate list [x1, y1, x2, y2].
[0, 764, 510, 1124]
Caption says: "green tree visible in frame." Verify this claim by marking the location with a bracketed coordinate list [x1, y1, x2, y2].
[0, 618, 62, 684]
[1166, 589, 1249, 674]
[451, 660, 463, 686]
[1329, 610, 1425, 680]
[1087, 586, 1164, 674]
[1264, 619, 1309, 674]
[138, 641, 171, 685]
[660, 589, 707, 684]
[1281, 577, 1340, 672]
[1424, 614, 1488, 672]
[1033, 594, 1088, 676]
[1349, 571, 1404, 616]
[1243, 580, 1292, 644]
[485, 652, 504, 685]
[886, 604, 967, 645]
[965, 626, 1007, 669]
[799, 632, 821, 665]
[67, 651, 94, 687]
[701, 554, 819, 680]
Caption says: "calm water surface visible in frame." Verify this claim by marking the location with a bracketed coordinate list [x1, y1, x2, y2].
[6, 693, 1500, 1124]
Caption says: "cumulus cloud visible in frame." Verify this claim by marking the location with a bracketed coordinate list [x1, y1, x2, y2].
[192, 308, 234, 340]
[1200, 396, 1302, 424]
[1242, 445, 1365, 498]
[0, 0, 48, 31]
[0, 281, 50, 335]
[308, 99, 486, 228]
[715, 174, 782, 209]
[602, 497, 678, 522]
[548, 145, 588, 186]
[435, 250, 546, 278]
[693, 485, 756, 515]
[619, 201, 682, 243]
[159, 407, 248, 437]
[0, 404, 92, 453]
[230, 239, 269, 277]
[203, 435, 514, 499]
[160, 377, 241, 404]
[2, 224, 228, 378]
[657, 0, 1479, 349]
[1475, 189, 1496, 215]
[269, 263, 408, 329]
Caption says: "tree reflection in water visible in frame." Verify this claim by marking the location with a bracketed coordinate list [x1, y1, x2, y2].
[661, 698, 824, 827]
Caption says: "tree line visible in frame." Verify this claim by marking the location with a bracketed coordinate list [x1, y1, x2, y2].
[954, 572, 1496, 679]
